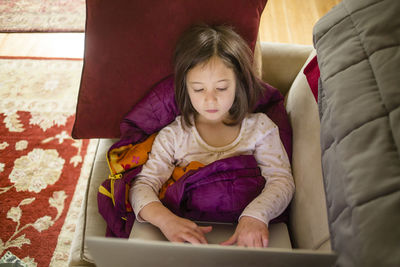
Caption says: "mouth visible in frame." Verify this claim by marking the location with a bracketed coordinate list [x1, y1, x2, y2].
[205, 109, 218, 113]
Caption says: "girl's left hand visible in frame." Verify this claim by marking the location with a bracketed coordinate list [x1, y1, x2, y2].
[220, 216, 269, 248]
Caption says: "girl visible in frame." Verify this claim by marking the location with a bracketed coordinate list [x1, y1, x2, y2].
[129, 24, 294, 248]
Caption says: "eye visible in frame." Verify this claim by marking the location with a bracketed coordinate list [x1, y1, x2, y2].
[217, 88, 228, 91]
[193, 88, 204, 92]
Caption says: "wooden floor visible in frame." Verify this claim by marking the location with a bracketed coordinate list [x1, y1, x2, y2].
[260, 0, 342, 45]
[0, 33, 85, 58]
[0, 0, 341, 58]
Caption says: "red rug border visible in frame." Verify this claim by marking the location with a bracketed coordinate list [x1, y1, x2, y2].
[0, 56, 83, 61]
[0, 29, 85, 34]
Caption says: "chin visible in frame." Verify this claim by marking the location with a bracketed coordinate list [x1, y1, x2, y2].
[201, 114, 223, 122]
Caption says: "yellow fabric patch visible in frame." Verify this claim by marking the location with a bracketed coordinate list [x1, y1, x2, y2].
[108, 133, 157, 174]
[159, 161, 204, 199]
[106, 133, 205, 204]
[99, 185, 112, 198]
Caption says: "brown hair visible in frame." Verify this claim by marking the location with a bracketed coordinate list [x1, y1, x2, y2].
[173, 24, 265, 126]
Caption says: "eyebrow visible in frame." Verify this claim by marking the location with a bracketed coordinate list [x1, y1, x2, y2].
[188, 79, 230, 84]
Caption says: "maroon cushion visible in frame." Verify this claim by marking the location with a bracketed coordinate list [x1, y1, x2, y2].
[72, 0, 268, 138]
[303, 55, 320, 103]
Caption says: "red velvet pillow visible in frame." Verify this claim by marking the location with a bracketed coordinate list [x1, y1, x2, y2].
[72, 0, 268, 138]
[303, 55, 320, 103]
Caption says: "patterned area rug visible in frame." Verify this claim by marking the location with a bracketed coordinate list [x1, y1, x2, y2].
[0, 0, 85, 32]
[0, 58, 98, 267]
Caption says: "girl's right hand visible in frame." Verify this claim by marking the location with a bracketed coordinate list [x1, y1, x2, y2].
[159, 215, 212, 244]
[138, 202, 212, 244]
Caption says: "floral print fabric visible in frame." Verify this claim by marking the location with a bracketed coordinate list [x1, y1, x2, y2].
[0, 59, 97, 267]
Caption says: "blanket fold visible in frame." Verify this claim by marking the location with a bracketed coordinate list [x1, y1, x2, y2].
[314, 0, 400, 266]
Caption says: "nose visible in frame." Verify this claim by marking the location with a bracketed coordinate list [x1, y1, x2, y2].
[204, 90, 217, 103]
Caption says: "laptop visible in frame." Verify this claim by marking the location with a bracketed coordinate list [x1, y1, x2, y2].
[86, 222, 337, 267]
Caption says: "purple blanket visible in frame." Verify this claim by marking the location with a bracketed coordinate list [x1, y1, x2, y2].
[98, 75, 292, 238]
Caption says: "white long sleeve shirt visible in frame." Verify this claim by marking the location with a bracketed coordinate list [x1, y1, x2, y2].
[129, 113, 294, 226]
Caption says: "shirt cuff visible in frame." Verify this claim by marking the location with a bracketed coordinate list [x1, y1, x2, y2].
[129, 186, 161, 222]
[239, 210, 270, 227]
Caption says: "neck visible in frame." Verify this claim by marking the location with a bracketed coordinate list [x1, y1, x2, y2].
[194, 114, 233, 127]
[193, 114, 242, 148]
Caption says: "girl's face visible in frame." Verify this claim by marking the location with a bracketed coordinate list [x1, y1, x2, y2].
[186, 56, 236, 124]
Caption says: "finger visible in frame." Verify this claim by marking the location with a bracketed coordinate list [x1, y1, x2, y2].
[199, 226, 213, 234]
[237, 235, 255, 248]
[173, 234, 206, 244]
[236, 239, 247, 247]
[241, 237, 254, 248]
[170, 236, 185, 243]
[220, 234, 237, 246]
[253, 236, 263, 248]
[180, 232, 204, 244]
[181, 222, 208, 244]
[192, 228, 210, 244]
[262, 237, 269, 248]
[191, 227, 210, 244]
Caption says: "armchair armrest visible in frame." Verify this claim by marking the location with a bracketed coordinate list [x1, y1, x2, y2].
[260, 42, 313, 96]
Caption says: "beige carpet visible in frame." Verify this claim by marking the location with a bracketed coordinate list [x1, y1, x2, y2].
[0, 58, 98, 267]
[0, 0, 85, 32]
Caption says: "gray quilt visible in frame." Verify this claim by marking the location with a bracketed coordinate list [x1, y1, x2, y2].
[313, 0, 400, 266]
